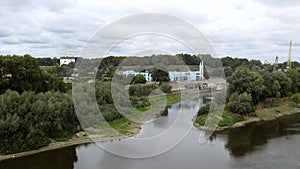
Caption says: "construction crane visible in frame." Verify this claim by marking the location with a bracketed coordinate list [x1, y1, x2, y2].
[287, 40, 292, 69]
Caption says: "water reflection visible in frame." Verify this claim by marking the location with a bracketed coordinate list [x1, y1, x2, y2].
[0, 145, 78, 169]
[224, 113, 300, 157]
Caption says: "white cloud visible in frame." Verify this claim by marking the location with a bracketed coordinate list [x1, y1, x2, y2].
[0, 0, 299, 62]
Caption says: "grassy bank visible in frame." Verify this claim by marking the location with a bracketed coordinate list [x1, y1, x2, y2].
[194, 95, 300, 131]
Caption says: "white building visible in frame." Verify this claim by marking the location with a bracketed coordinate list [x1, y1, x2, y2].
[59, 51, 77, 66]
[122, 61, 204, 82]
[123, 70, 153, 81]
[169, 61, 204, 81]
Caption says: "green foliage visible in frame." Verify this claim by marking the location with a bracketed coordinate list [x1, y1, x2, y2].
[271, 71, 292, 97]
[224, 67, 233, 77]
[263, 98, 281, 108]
[287, 69, 300, 93]
[196, 110, 244, 127]
[176, 53, 201, 65]
[99, 104, 123, 121]
[227, 92, 255, 115]
[96, 56, 125, 80]
[228, 67, 265, 104]
[132, 74, 146, 84]
[0, 55, 66, 94]
[195, 114, 208, 126]
[272, 80, 281, 98]
[159, 83, 172, 93]
[129, 84, 157, 97]
[37, 57, 58, 66]
[292, 93, 300, 104]
[0, 90, 79, 154]
[218, 111, 244, 127]
[149, 68, 170, 83]
[197, 103, 211, 116]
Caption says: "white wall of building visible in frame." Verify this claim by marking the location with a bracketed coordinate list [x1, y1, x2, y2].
[122, 61, 204, 82]
[60, 58, 76, 66]
[169, 61, 204, 81]
[123, 70, 153, 81]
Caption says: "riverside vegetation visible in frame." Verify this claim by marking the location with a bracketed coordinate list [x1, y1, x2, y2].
[195, 57, 300, 129]
[2, 54, 300, 155]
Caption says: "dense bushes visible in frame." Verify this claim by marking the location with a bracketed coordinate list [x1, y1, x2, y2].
[129, 83, 172, 97]
[197, 103, 211, 116]
[0, 55, 66, 94]
[195, 110, 244, 127]
[227, 92, 255, 115]
[0, 90, 79, 154]
[129, 84, 157, 97]
[131, 74, 146, 84]
[226, 66, 300, 115]
[263, 98, 281, 108]
[292, 93, 300, 104]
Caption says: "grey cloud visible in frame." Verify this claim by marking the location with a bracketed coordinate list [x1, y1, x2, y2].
[1, 0, 76, 12]
[0, 31, 10, 37]
[0, 37, 21, 44]
[255, 0, 300, 7]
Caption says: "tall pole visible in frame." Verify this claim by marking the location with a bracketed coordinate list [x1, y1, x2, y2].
[287, 40, 292, 69]
[273, 55, 279, 72]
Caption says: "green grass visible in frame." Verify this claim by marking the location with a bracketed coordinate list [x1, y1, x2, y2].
[166, 94, 181, 102]
[136, 106, 151, 112]
[252, 104, 294, 119]
[195, 110, 244, 127]
[195, 114, 208, 126]
[40, 66, 56, 73]
[108, 118, 134, 135]
[218, 111, 244, 127]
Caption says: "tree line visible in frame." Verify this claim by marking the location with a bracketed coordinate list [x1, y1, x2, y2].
[226, 66, 300, 114]
[0, 90, 79, 154]
[0, 55, 66, 94]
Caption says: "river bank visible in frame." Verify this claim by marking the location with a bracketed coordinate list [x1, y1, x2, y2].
[2, 97, 300, 166]
[195, 105, 300, 132]
[0, 134, 92, 161]
[0, 92, 183, 161]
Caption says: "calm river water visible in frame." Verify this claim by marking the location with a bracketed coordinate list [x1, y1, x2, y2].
[1, 98, 300, 169]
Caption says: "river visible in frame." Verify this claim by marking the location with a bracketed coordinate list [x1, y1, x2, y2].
[1, 98, 300, 169]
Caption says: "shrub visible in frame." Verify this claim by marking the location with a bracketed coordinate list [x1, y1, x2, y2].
[132, 74, 146, 84]
[292, 93, 300, 104]
[195, 114, 208, 126]
[227, 92, 255, 115]
[263, 98, 281, 108]
[159, 83, 172, 93]
[197, 103, 211, 116]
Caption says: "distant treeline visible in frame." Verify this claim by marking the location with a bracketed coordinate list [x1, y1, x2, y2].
[0, 55, 66, 94]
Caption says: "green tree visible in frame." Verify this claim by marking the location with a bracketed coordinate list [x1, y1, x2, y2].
[149, 68, 170, 83]
[271, 71, 292, 97]
[287, 69, 300, 93]
[272, 80, 281, 98]
[228, 67, 265, 103]
[227, 92, 255, 115]
[197, 103, 211, 116]
[132, 74, 146, 84]
[0, 55, 66, 94]
[159, 83, 172, 93]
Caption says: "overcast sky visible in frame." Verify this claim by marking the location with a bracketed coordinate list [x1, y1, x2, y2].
[1, 0, 300, 62]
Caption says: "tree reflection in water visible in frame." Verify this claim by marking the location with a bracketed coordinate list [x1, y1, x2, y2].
[221, 113, 300, 157]
[0, 145, 78, 169]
